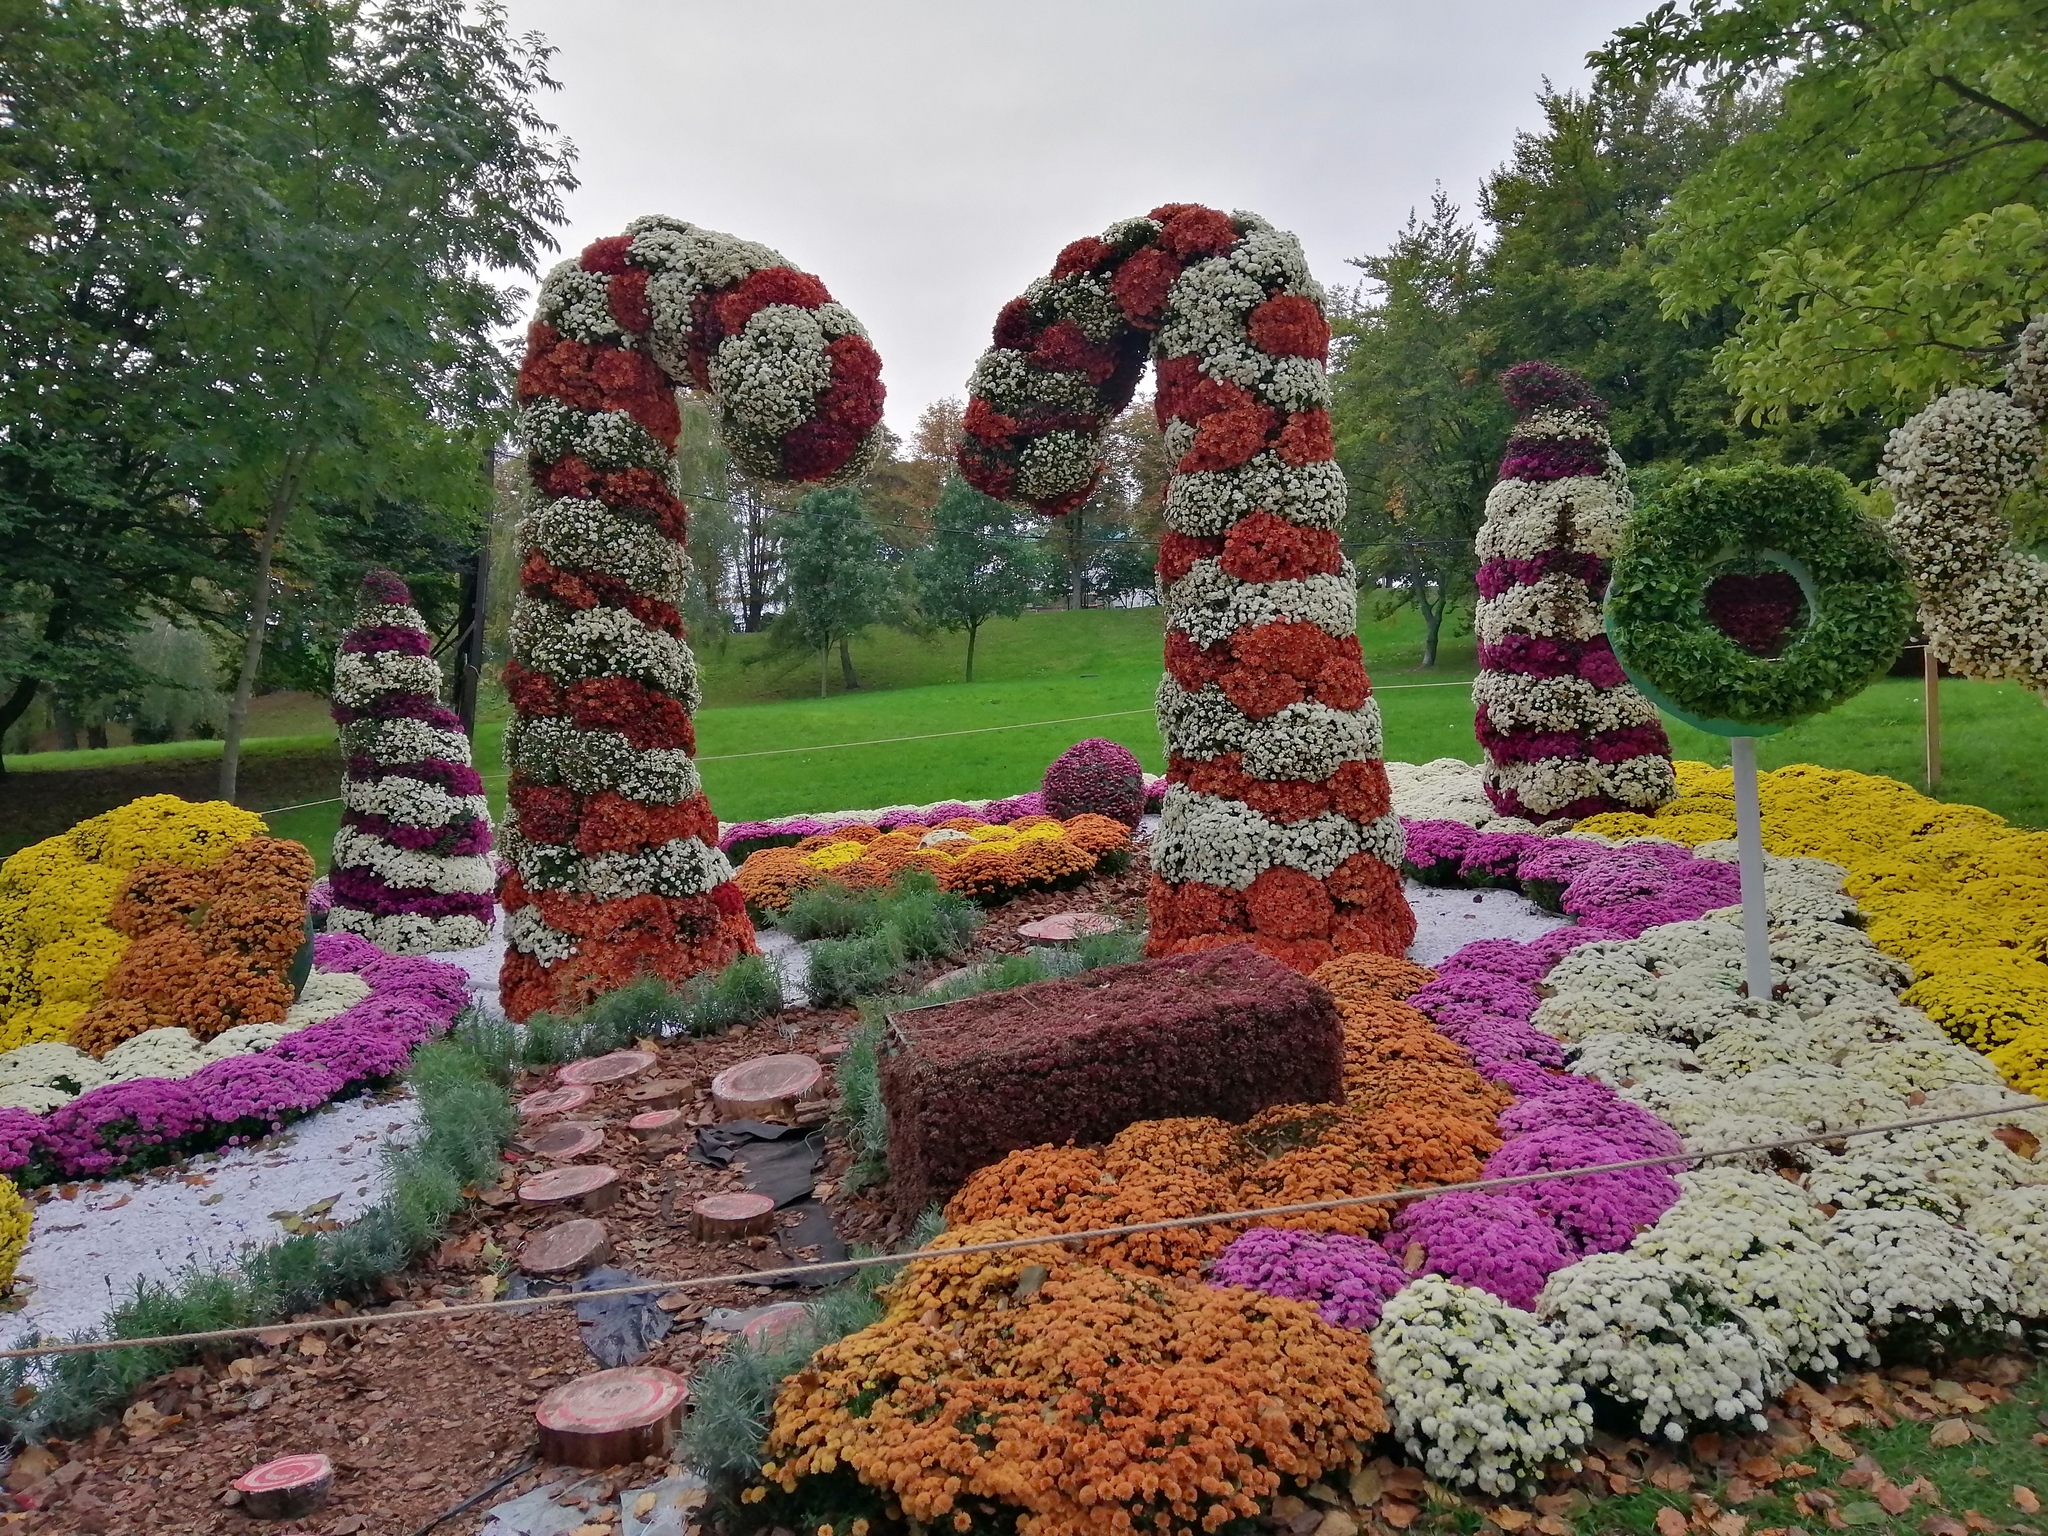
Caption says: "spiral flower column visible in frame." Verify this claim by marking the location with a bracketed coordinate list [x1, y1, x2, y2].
[328, 571, 496, 954]
[1472, 363, 1674, 822]
[504, 219, 887, 1019]
[959, 203, 1413, 972]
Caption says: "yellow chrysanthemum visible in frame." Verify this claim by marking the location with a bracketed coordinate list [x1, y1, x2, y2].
[28, 930, 129, 1007]
[73, 795, 264, 870]
[0, 1000, 88, 1053]
[1575, 811, 1655, 840]
[19, 865, 126, 949]
[0, 1178, 30, 1291]
[1902, 970, 2048, 1052]
[801, 841, 869, 872]
[0, 836, 85, 898]
[1987, 1029, 2048, 1098]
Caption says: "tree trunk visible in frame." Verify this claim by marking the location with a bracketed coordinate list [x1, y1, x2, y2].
[820, 645, 830, 698]
[86, 722, 108, 750]
[53, 703, 78, 753]
[0, 673, 43, 774]
[964, 621, 979, 682]
[839, 635, 859, 691]
[1418, 585, 1443, 669]
[218, 481, 300, 801]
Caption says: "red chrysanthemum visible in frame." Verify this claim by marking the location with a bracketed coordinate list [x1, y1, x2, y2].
[963, 396, 1021, 450]
[580, 235, 634, 274]
[1111, 245, 1183, 326]
[993, 296, 1039, 350]
[608, 267, 653, 334]
[1053, 236, 1111, 277]
[1157, 530, 1223, 587]
[1275, 409, 1334, 465]
[710, 266, 832, 340]
[1153, 205, 1239, 258]
[1180, 405, 1277, 473]
[1247, 294, 1330, 359]
[1219, 511, 1343, 583]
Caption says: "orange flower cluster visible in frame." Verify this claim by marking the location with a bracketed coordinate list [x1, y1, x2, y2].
[762, 1220, 1387, 1536]
[734, 816, 1131, 915]
[497, 873, 755, 1021]
[72, 838, 314, 1055]
[1311, 951, 1437, 1003]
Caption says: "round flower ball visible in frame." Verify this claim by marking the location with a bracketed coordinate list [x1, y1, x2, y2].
[1040, 738, 1147, 827]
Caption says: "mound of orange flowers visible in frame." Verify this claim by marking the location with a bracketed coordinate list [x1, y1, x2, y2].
[71, 837, 314, 1056]
[755, 952, 1514, 1536]
[734, 814, 1131, 914]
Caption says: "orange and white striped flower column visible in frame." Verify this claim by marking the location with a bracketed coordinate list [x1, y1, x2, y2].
[959, 204, 1414, 971]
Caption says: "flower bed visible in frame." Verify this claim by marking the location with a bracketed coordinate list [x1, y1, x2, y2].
[0, 933, 466, 1186]
[744, 765, 2046, 1526]
[730, 813, 1131, 915]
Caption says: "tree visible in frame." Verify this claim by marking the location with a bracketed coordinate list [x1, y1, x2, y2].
[913, 479, 1046, 680]
[776, 487, 894, 694]
[1597, 0, 2048, 421]
[1332, 193, 1506, 666]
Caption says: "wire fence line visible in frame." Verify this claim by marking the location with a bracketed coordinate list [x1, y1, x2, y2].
[0, 1098, 2030, 1363]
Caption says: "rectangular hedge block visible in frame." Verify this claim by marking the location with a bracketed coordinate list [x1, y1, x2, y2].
[881, 943, 1342, 1217]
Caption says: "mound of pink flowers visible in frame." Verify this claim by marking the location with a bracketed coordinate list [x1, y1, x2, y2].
[0, 934, 467, 1184]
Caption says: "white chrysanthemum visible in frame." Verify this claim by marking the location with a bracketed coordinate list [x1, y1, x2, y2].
[1538, 1253, 1786, 1440]
[330, 826, 494, 897]
[523, 497, 689, 596]
[330, 650, 444, 710]
[507, 717, 702, 804]
[1372, 1277, 1593, 1495]
[1566, 1033, 1703, 1084]
[1963, 1185, 2048, 1317]
[1694, 1022, 1822, 1078]
[1471, 671, 1662, 735]
[506, 904, 579, 967]
[1805, 1149, 1965, 1220]
[102, 1027, 209, 1084]
[329, 910, 491, 955]
[1823, 1206, 2015, 1332]
[206, 1020, 300, 1059]
[339, 775, 488, 831]
[0, 1041, 113, 1094]
[339, 718, 472, 771]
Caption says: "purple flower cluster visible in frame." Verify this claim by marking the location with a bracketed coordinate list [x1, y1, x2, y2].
[1211, 1227, 1409, 1330]
[1402, 819, 1477, 884]
[1483, 1126, 1680, 1254]
[1382, 1191, 1578, 1310]
[1040, 737, 1147, 827]
[0, 940, 468, 1185]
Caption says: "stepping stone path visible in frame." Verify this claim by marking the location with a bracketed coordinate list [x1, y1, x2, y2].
[557, 1051, 657, 1087]
[535, 1366, 689, 1469]
[710, 1054, 822, 1120]
[1016, 911, 1119, 943]
[518, 1218, 612, 1278]
[689, 1191, 776, 1240]
[234, 1453, 333, 1519]
[526, 1121, 605, 1161]
[518, 1085, 595, 1120]
[518, 1164, 621, 1213]
[622, 1078, 691, 1111]
[628, 1108, 685, 1141]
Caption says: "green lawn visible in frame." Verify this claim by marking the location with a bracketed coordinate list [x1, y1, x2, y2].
[15, 605, 2048, 869]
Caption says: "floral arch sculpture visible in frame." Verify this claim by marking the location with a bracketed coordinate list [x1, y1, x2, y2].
[958, 204, 1415, 971]
[504, 219, 886, 1020]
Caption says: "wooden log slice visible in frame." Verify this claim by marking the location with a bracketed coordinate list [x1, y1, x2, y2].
[557, 1051, 658, 1087]
[689, 1191, 777, 1240]
[233, 1453, 333, 1519]
[518, 1218, 612, 1278]
[535, 1366, 689, 1470]
[518, 1163, 621, 1213]
[739, 1301, 813, 1348]
[710, 1054, 822, 1121]
[628, 1108, 685, 1141]
[518, 1085, 596, 1121]
[527, 1121, 605, 1161]
[1016, 911, 1120, 943]
[623, 1078, 692, 1111]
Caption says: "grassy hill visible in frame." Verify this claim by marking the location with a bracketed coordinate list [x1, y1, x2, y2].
[8, 603, 2048, 864]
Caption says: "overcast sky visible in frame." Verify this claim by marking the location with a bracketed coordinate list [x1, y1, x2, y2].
[496, 0, 1652, 436]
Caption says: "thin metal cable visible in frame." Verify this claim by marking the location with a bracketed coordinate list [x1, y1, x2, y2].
[0, 1098, 2030, 1362]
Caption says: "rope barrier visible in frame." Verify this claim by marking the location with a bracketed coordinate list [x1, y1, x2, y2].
[1, 1098, 2031, 1363]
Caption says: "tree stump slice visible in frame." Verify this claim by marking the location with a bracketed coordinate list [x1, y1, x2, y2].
[1016, 911, 1120, 943]
[710, 1054, 822, 1121]
[740, 1302, 813, 1348]
[690, 1191, 777, 1240]
[518, 1163, 621, 1213]
[535, 1366, 689, 1470]
[518, 1218, 612, 1278]
[557, 1051, 658, 1087]
[527, 1121, 606, 1161]
[623, 1078, 692, 1112]
[233, 1453, 333, 1519]
[518, 1085, 596, 1121]
[628, 1108, 685, 1141]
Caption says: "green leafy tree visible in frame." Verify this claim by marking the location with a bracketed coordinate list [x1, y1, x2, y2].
[913, 479, 1047, 680]
[1598, 0, 2048, 421]
[776, 488, 895, 695]
[1333, 193, 1507, 666]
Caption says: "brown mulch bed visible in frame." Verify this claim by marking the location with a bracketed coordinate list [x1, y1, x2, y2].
[10, 869, 1146, 1535]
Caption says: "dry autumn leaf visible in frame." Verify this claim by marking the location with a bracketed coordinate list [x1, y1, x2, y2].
[1490, 1510, 1531, 1532]
[1382, 1502, 1419, 1530]
[1653, 1466, 1695, 1492]
[2014, 1488, 2040, 1515]
[1876, 1483, 1913, 1516]
[1930, 1420, 1973, 1448]
[1654, 1507, 1689, 1536]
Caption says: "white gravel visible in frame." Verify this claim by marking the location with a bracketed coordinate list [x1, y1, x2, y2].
[2, 1093, 420, 1348]
[1403, 880, 1571, 967]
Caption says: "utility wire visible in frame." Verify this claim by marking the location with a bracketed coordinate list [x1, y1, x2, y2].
[0, 1098, 2030, 1362]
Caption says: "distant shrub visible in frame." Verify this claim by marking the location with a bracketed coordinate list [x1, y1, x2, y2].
[1040, 737, 1146, 826]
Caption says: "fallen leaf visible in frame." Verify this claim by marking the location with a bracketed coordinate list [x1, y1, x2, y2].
[1966, 1425, 1998, 1446]
[1841, 1458, 1882, 1491]
[4, 1446, 58, 1491]
[1727, 1479, 1759, 1505]
[1922, 1518, 1969, 1536]
[2013, 1489, 2040, 1516]
[295, 1334, 326, 1357]
[1990, 1125, 2039, 1159]
[1931, 1382, 1988, 1413]
[1742, 1458, 1786, 1484]
[1841, 1502, 1886, 1526]
[1961, 1514, 1995, 1534]
[1609, 1474, 1636, 1495]
[1709, 1514, 1747, 1536]
[1694, 1434, 1725, 1463]
[1930, 1420, 1973, 1449]
[1654, 1508, 1689, 1536]
[1491, 1511, 1531, 1532]
[1349, 1467, 1383, 1507]
[1876, 1483, 1913, 1516]
[1535, 1519, 1567, 1536]
[1381, 1502, 1418, 1530]
[634, 1493, 658, 1518]
[1814, 1431, 1857, 1461]
[1653, 1467, 1695, 1492]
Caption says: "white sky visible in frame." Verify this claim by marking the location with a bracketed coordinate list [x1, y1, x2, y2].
[496, 0, 1652, 435]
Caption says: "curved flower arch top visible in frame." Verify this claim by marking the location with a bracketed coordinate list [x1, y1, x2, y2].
[504, 219, 887, 1019]
[328, 570, 495, 954]
[957, 203, 1414, 971]
[1882, 314, 2048, 696]
[1472, 362, 1674, 823]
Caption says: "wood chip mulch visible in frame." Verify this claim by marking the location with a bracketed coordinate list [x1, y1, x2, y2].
[8, 869, 1144, 1535]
